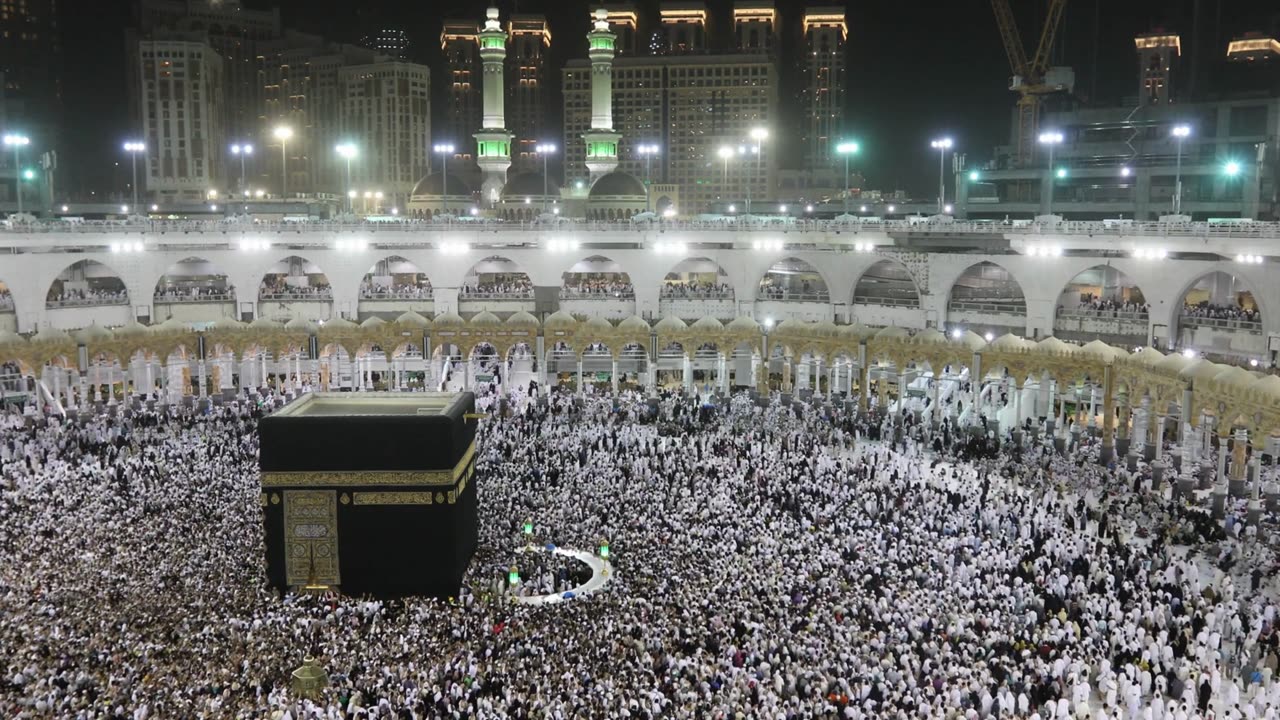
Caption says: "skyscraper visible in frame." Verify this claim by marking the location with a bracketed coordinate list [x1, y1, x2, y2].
[506, 14, 550, 173]
[440, 21, 481, 177]
[598, 4, 640, 56]
[659, 2, 708, 55]
[0, 0, 61, 150]
[360, 28, 411, 61]
[801, 8, 847, 173]
[733, 1, 776, 55]
[1135, 32, 1181, 104]
[339, 61, 430, 208]
[137, 39, 225, 202]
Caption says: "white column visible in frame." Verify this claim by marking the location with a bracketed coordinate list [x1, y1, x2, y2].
[576, 358, 584, 395]
[682, 356, 692, 392]
[611, 359, 619, 394]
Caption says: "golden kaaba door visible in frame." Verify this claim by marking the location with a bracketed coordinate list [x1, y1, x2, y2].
[283, 490, 341, 587]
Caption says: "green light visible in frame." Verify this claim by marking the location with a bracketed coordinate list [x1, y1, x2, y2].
[836, 141, 859, 155]
[21, 169, 35, 180]
[508, 568, 520, 585]
[1055, 168, 1067, 179]
[1224, 161, 1242, 177]
[599, 541, 610, 559]
[481, 36, 505, 50]
[969, 170, 980, 181]
[522, 520, 533, 535]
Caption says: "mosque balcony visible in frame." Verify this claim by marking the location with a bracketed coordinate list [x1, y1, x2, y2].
[258, 291, 333, 302]
[754, 300, 834, 323]
[557, 298, 636, 320]
[153, 292, 234, 304]
[658, 298, 737, 321]
[458, 297, 535, 314]
[46, 296, 129, 309]
[1052, 311, 1151, 346]
[359, 299, 436, 315]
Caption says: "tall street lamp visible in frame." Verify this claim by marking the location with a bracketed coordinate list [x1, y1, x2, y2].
[749, 127, 768, 215]
[230, 143, 253, 194]
[1171, 124, 1191, 215]
[717, 146, 733, 202]
[636, 144, 660, 213]
[335, 143, 357, 213]
[273, 125, 293, 199]
[1038, 131, 1064, 215]
[5, 134, 31, 214]
[535, 142, 556, 213]
[930, 137, 953, 214]
[836, 141, 860, 214]
[122, 141, 146, 215]
[432, 143, 454, 217]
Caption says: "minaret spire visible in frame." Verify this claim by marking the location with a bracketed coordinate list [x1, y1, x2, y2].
[474, 6, 514, 207]
[583, 8, 622, 184]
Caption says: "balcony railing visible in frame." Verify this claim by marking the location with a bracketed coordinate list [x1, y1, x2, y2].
[46, 296, 130, 308]
[559, 290, 636, 300]
[7, 217, 1280, 240]
[0, 298, 13, 311]
[1057, 309, 1149, 322]
[154, 292, 234, 304]
[1179, 314, 1262, 333]
[360, 288, 435, 300]
[758, 291, 831, 303]
[949, 300, 1027, 315]
[853, 295, 921, 308]
[459, 290, 534, 300]
[259, 291, 333, 302]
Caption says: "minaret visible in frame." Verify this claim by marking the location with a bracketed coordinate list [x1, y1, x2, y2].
[583, 8, 622, 184]
[474, 6, 513, 206]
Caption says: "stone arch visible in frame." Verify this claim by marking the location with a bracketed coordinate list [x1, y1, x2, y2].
[460, 256, 532, 297]
[360, 255, 433, 299]
[1172, 268, 1263, 340]
[661, 257, 734, 301]
[561, 255, 633, 299]
[946, 261, 1026, 315]
[851, 258, 921, 307]
[153, 256, 234, 304]
[758, 256, 830, 302]
[46, 259, 129, 308]
[1052, 264, 1149, 345]
[258, 255, 332, 300]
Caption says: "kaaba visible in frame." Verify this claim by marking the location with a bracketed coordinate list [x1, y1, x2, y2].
[258, 392, 478, 599]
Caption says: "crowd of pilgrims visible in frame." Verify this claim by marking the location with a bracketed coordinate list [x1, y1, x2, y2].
[260, 282, 333, 299]
[0, 288, 13, 310]
[1182, 303, 1261, 324]
[561, 279, 636, 299]
[154, 285, 235, 302]
[2, 385, 1280, 719]
[461, 279, 534, 298]
[359, 282, 434, 300]
[44, 287, 129, 306]
[1070, 295, 1150, 317]
[660, 282, 734, 300]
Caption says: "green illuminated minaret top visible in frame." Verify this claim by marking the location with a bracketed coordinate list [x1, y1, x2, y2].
[583, 7, 622, 183]
[474, 5, 513, 206]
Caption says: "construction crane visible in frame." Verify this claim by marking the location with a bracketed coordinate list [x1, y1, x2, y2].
[990, 0, 1070, 168]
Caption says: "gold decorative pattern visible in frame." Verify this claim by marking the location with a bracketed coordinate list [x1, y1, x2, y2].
[270, 493, 280, 505]
[261, 442, 476, 488]
[340, 493, 350, 505]
[260, 493, 269, 507]
[435, 492, 445, 504]
[283, 490, 340, 587]
[352, 491, 434, 505]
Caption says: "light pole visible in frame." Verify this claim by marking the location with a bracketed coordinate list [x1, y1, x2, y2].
[1037, 131, 1064, 215]
[432, 142, 454, 216]
[4, 134, 30, 214]
[1171, 124, 1191, 215]
[335, 143, 357, 213]
[749, 127, 767, 215]
[836, 141, 860, 214]
[636, 144, 660, 213]
[930, 137, 953, 214]
[535, 142, 556, 213]
[122, 141, 146, 214]
[273, 125, 293, 199]
[230, 143, 253, 194]
[717, 146, 733, 204]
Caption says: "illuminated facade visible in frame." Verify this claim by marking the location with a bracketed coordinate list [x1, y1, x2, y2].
[1135, 33, 1181, 105]
[564, 53, 777, 214]
[506, 15, 551, 173]
[441, 21, 481, 175]
[597, 4, 639, 56]
[659, 2, 707, 55]
[138, 39, 225, 202]
[733, 1, 776, 55]
[802, 8, 847, 173]
[338, 62, 430, 209]
[1227, 35, 1280, 63]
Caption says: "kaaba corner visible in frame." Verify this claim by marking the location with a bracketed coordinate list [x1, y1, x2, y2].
[258, 392, 479, 599]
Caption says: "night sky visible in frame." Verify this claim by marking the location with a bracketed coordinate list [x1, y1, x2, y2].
[57, 0, 1278, 201]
